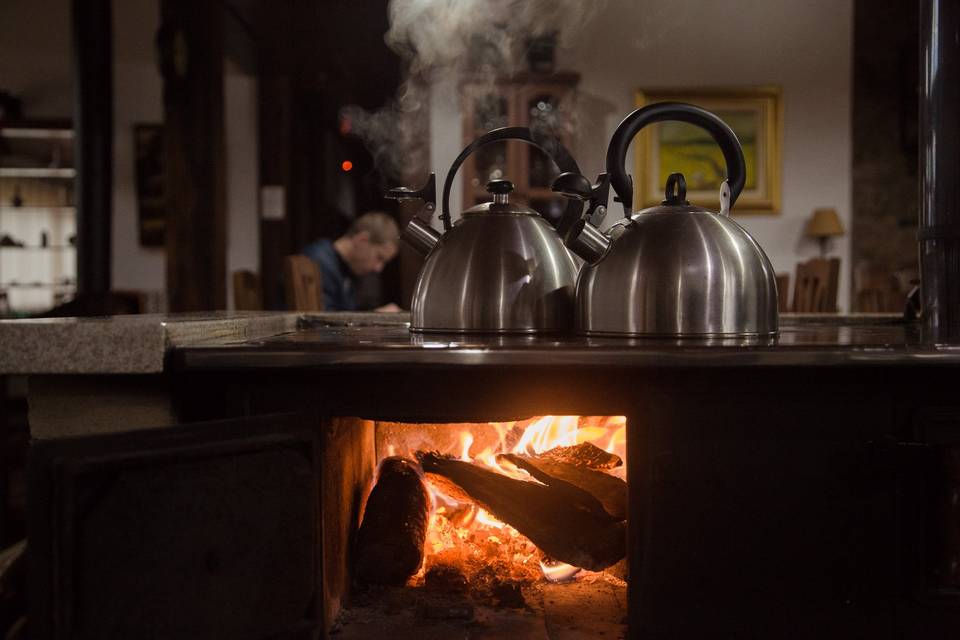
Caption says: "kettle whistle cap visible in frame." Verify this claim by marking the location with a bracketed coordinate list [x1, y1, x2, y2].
[487, 179, 514, 204]
[661, 173, 689, 206]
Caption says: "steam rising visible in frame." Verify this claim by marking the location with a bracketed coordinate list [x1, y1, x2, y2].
[343, 0, 607, 181]
[386, 0, 604, 77]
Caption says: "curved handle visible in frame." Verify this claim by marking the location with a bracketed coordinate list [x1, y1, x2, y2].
[606, 102, 746, 215]
[441, 126, 581, 231]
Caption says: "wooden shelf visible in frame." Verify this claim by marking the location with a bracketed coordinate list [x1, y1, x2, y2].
[0, 127, 74, 140]
[0, 282, 75, 289]
[0, 206, 74, 212]
[0, 167, 75, 179]
[0, 245, 75, 251]
[0, 120, 77, 316]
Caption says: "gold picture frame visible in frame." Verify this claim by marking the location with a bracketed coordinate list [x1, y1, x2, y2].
[634, 87, 782, 214]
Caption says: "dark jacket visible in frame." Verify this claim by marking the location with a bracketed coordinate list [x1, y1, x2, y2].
[303, 239, 356, 311]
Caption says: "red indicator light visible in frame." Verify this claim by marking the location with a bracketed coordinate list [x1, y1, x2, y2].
[341, 160, 353, 172]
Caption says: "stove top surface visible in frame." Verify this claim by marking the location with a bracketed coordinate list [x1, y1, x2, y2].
[171, 313, 960, 370]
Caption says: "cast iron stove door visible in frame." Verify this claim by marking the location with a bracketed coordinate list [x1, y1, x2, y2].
[28, 414, 321, 640]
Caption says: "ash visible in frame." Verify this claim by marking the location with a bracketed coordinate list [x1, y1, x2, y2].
[335, 571, 627, 639]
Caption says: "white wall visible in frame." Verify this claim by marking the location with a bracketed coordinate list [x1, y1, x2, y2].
[432, 0, 854, 310]
[111, 0, 165, 295]
[224, 71, 260, 311]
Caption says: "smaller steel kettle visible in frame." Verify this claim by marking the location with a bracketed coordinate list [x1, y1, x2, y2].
[388, 127, 581, 334]
[552, 102, 779, 338]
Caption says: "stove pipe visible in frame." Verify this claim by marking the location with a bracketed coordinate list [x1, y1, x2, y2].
[920, 0, 960, 343]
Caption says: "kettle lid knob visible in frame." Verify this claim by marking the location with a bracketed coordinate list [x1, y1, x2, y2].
[486, 179, 514, 204]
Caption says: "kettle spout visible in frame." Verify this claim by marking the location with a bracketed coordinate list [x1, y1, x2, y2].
[387, 173, 441, 255]
[567, 219, 611, 263]
[401, 216, 441, 256]
[551, 171, 612, 263]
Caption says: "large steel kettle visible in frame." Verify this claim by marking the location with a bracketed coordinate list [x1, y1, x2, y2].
[388, 127, 581, 334]
[552, 102, 779, 338]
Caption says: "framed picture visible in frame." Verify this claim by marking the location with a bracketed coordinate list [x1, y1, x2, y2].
[634, 87, 782, 214]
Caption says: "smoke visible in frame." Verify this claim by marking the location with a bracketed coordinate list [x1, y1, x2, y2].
[342, 0, 607, 182]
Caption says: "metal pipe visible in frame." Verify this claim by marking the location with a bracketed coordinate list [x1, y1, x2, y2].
[920, 0, 960, 343]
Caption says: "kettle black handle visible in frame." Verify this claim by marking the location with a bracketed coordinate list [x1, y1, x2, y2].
[441, 126, 581, 231]
[606, 102, 746, 215]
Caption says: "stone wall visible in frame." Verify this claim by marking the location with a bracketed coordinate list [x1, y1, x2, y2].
[852, 0, 919, 307]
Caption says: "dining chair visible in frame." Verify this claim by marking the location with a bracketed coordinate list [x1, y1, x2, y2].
[775, 273, 790, 313]
[283, 256, 325, 312]
[792, 258, 840, 312]
[854, 262, 902, 312]
[232, 270, 263, 311]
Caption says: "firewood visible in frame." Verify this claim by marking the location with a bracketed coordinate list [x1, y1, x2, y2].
[539, 442, 622, 471]
[497, 453, 627, 520]
[354, 457, 430, 585]
[417, 452, 625, 571]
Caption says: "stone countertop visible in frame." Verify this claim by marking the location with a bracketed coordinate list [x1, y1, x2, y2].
[171, 312, 960, 370]
[0, 311, 309, 374]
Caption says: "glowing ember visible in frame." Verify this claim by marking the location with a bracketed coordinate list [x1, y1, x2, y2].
[384, 415, 627, 584]
[539, 558, 582, 583]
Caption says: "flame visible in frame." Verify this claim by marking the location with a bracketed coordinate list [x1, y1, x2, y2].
[460, 432, 474, 461]
[390, 415, 626, 584]
[475, 508, 504, 529]
[540, 559, 582, 583]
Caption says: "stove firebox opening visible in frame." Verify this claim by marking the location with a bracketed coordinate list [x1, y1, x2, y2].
[334, 416, 628, 637]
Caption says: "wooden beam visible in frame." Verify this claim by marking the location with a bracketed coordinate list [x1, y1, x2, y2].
[257, 75, 292, 310]
[72, 0, 113, 295]
[159, 0, 226, 311]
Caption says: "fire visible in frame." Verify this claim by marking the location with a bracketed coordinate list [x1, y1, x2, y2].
[539, 558, 582, 583]
[401, 415, 626, 584]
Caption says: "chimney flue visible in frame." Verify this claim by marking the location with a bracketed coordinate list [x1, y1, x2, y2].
[919, 0, 960, 343]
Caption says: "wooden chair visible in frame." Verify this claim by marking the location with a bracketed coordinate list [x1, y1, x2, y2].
[792, 258, 840, 312]
[775, 273, 790, 313]
[854, 262, 902, 313]
[283, 256, 324, 311]
[232, 270, 262, 311]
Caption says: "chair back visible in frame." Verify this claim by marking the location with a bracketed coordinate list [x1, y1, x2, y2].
[854, 262, 902, 312]
[232, 270, 262, 311]
[283, 256, 324, 311]
[775, 273, 790, 313]
[793, 258, 840, 312]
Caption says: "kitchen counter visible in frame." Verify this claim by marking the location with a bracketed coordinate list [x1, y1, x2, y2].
[4, 311, 960, 376]
[0, 311, 368, 374]
[172, 311, 960, 370]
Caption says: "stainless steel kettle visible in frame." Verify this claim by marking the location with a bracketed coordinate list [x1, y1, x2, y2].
[388, 127, 581, 334]
[552, 102, 779, 338]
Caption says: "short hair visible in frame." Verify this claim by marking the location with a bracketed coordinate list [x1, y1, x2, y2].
[344, 211, 399, 245]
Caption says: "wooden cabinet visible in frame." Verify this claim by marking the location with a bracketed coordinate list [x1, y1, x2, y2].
[460, 72, 578, 226]
[0, 121, 77, 316]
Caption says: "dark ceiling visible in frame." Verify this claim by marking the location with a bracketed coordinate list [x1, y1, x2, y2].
[225, 0, 401, 110]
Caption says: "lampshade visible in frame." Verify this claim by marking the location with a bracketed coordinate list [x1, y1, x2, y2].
[806, 208, 844, 238]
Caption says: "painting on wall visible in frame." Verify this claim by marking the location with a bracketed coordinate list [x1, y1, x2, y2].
[634, 87, 782, 214]
[133, 124, 165, 247]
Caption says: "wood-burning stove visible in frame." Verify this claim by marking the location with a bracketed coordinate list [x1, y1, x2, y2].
[25, 317, 960, 638]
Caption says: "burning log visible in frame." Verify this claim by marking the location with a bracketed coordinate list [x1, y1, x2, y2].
[497, 452, 627, 520]
[354, 457, 430, 585]
[539, 441, 622, 471]
[417, 452, 625, 571]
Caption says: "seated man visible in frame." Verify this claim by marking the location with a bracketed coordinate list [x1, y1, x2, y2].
[303, 211, 401, 312]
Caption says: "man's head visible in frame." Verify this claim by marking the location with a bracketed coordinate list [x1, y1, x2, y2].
[337, 211, 400, 276]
